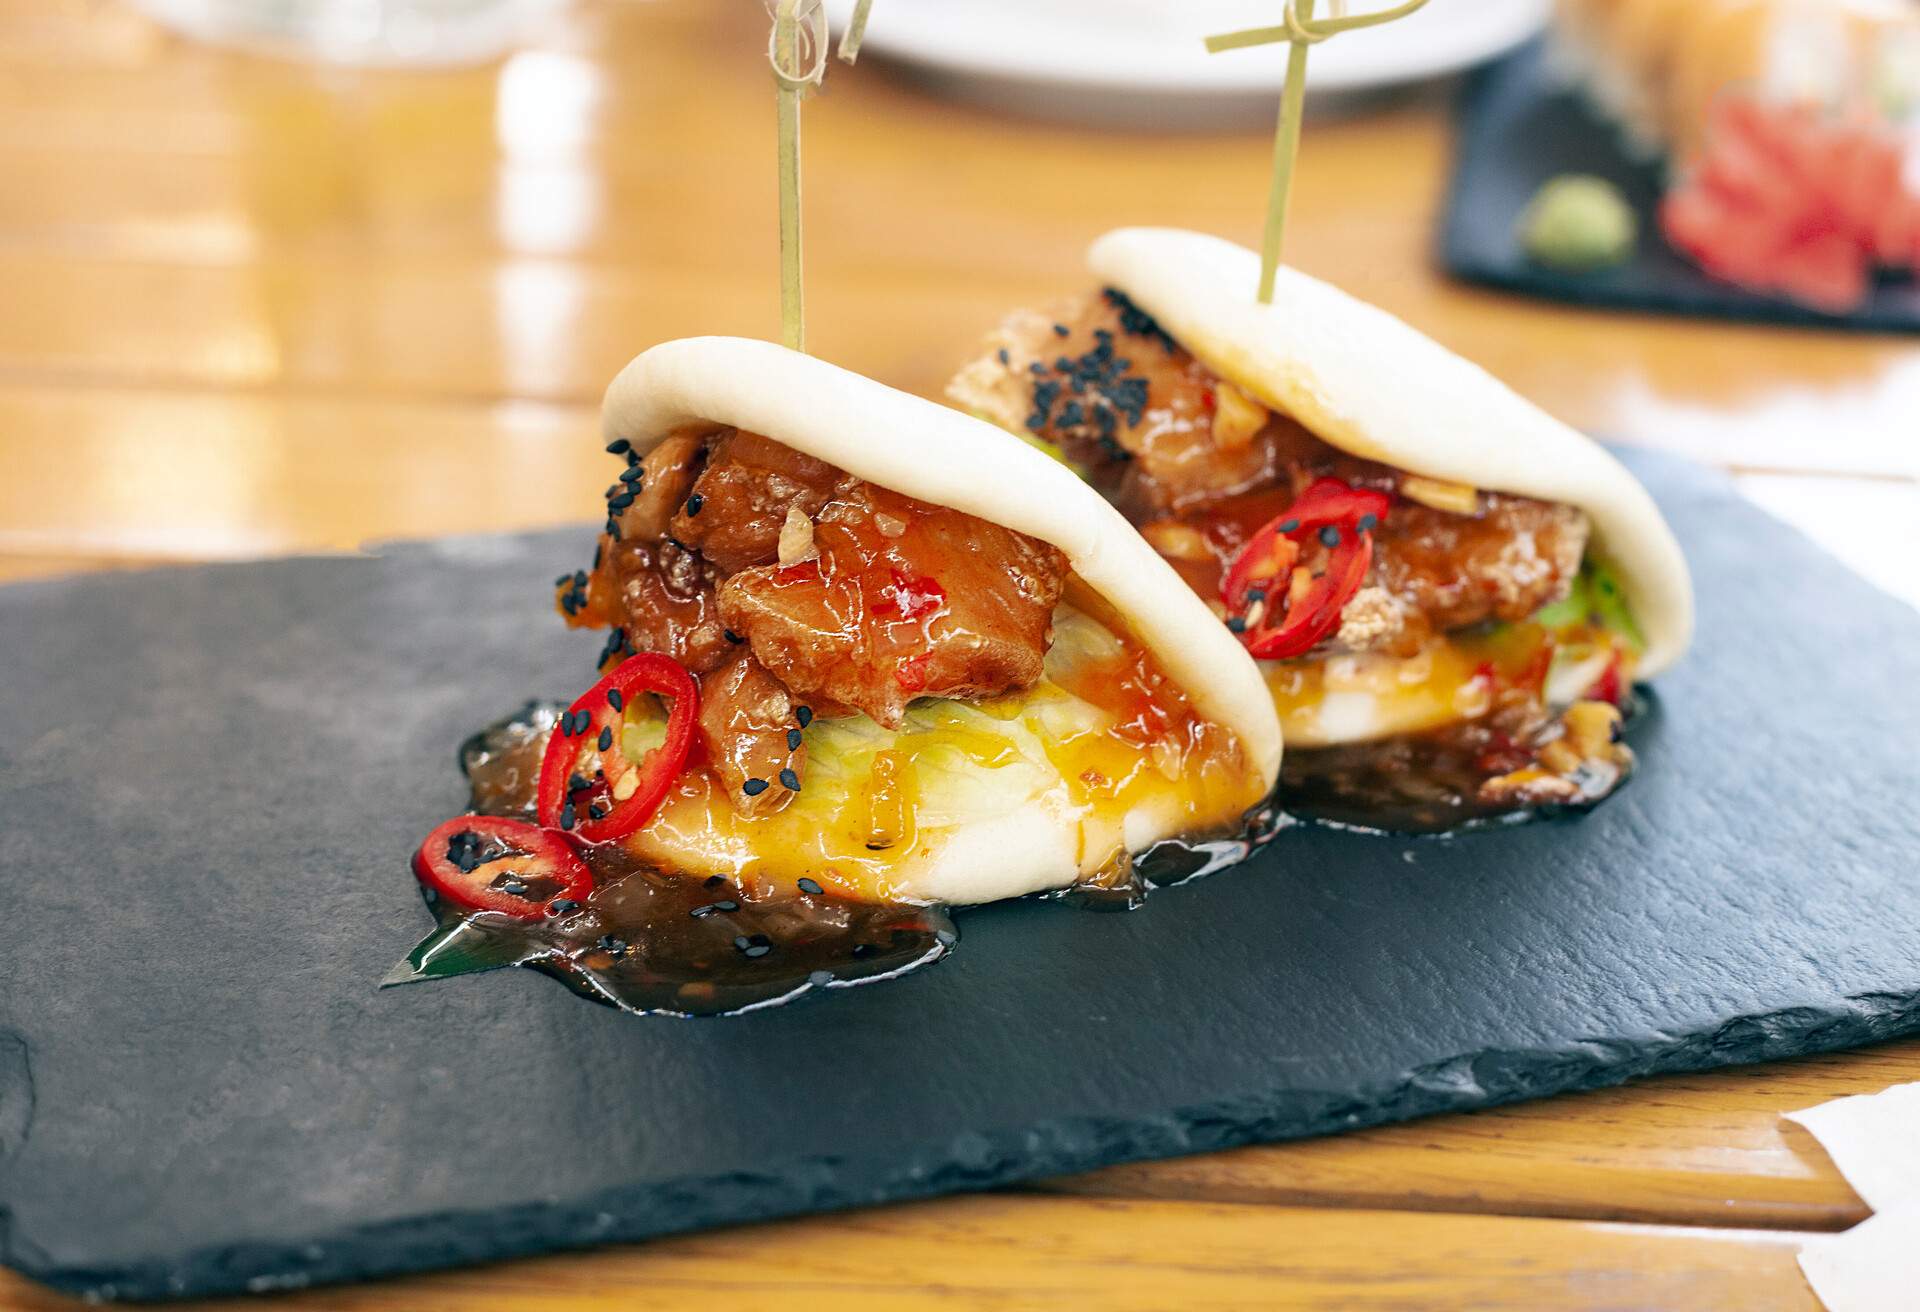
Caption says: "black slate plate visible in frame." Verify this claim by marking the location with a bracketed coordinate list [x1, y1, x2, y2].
[3, 450, 1919, 1302]
[1441, 39, 1920, 332]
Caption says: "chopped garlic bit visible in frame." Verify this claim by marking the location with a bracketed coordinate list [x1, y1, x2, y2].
[874, 512, 907, 538]
[612, 767, 640, 802]
[778, 505, 817, 566]
[1401, 474, 1481, 515]
[1143, 520, 1212, 561]
[1211, 381, 1269, 450]
[1563, 699, 1624, 760]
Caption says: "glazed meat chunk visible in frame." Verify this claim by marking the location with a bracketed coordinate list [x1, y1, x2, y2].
[719, 481, 1067, 728]
[566, 424, 1069, 810]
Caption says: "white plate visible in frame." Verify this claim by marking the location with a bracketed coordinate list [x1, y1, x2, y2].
[824, 0, 1550, 123]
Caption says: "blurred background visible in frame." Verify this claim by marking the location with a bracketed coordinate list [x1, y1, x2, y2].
[0, 0, 1914, 603]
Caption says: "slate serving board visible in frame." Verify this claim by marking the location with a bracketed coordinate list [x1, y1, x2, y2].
[1441, 39, 1920, 332]
[3, 449, 1919, 1302]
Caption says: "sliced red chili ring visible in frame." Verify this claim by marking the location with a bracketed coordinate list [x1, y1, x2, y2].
[536, 651, 698, 843]
[1221, 477, 1393, 661]
[413, 814, 592, 919]
[1588, 650, 1624, 706]
[1242, 530, 1374, 660]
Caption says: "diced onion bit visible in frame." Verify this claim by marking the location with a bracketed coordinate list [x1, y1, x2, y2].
[1399, 475, 1480, 515]
[778, 505, 817, 566]
[1143, 521, 1213, 561]
[1210, 381, 1268, 450]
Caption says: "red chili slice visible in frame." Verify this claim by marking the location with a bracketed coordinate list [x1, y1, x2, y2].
[1588, 651, 1624, 706]
[413, 814, 592, 919]
[1221, 478, 1393, 661]
[535, 651, 698, 843]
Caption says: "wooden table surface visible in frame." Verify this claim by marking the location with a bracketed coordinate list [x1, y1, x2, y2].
[4, 2, 1918, 1307]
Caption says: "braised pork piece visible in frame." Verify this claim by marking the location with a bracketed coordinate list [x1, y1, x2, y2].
[955, 289, 1592, 656]
[950, 288, 1632, 823]
[563, 427, 1069, 814]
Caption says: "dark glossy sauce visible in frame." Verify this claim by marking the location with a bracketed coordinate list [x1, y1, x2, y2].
[402, 687, 1633, 1016]
[412, 703, 955, 1017]
[1279, 693, 1643, 834]
[402, 696, 1295, 1015]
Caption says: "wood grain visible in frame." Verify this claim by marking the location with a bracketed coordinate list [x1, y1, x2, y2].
[1045, 1041, 1910, 1231]
[0, 1196, 1824, 1312]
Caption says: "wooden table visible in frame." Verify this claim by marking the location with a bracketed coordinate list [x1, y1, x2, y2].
[3, 2, 1917, 1307]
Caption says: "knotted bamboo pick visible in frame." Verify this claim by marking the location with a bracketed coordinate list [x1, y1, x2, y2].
[1207, 0, 1433, 302]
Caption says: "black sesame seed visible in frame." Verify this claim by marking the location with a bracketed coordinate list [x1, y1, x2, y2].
[935, 928, 958, 947]
[568, 772, 590, 795]
[742, 777, 769, 797]
[778, 767, 800, 791]
[997, 348, 1010, 365]
[597, 725, 613, 752]
[1278, 519, 1300, 534]
[500, 879, 528, 897]
[1102, 287, 1176, 351]
[691, 898, 740, 919]
[606, 438, 631, 455]
[598, 935, 628, 958]
[704, 874, 725, 887]
[1319, 525, 1342, 548]
[742, 943, 771, 959]
[1356, 512, 1379, 534]
[732, 934, 751, 950]
[606, 518, 621, 541]
[1226, 616, 1247, 633]
[588, 802, 608, 820]
[724, 628, 744, 644]
[796, 706, 813, 727]
[1052, 323, 1070, 336]
[575, 709, 594, 735]
[593, 542, 602, 569]
[608, 491, 635, 511]
[619, 465, 643, 484]
[559, 801, 576, 829]
[607, 688, 624, 712]
[786, 728, 803, 750]
[798, 877, 823, 895]
[685, 494, 704, 516]
[555, 573, 572, 587]
[1246, 587, 1267, 603]
[549, 899, 579, 915]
